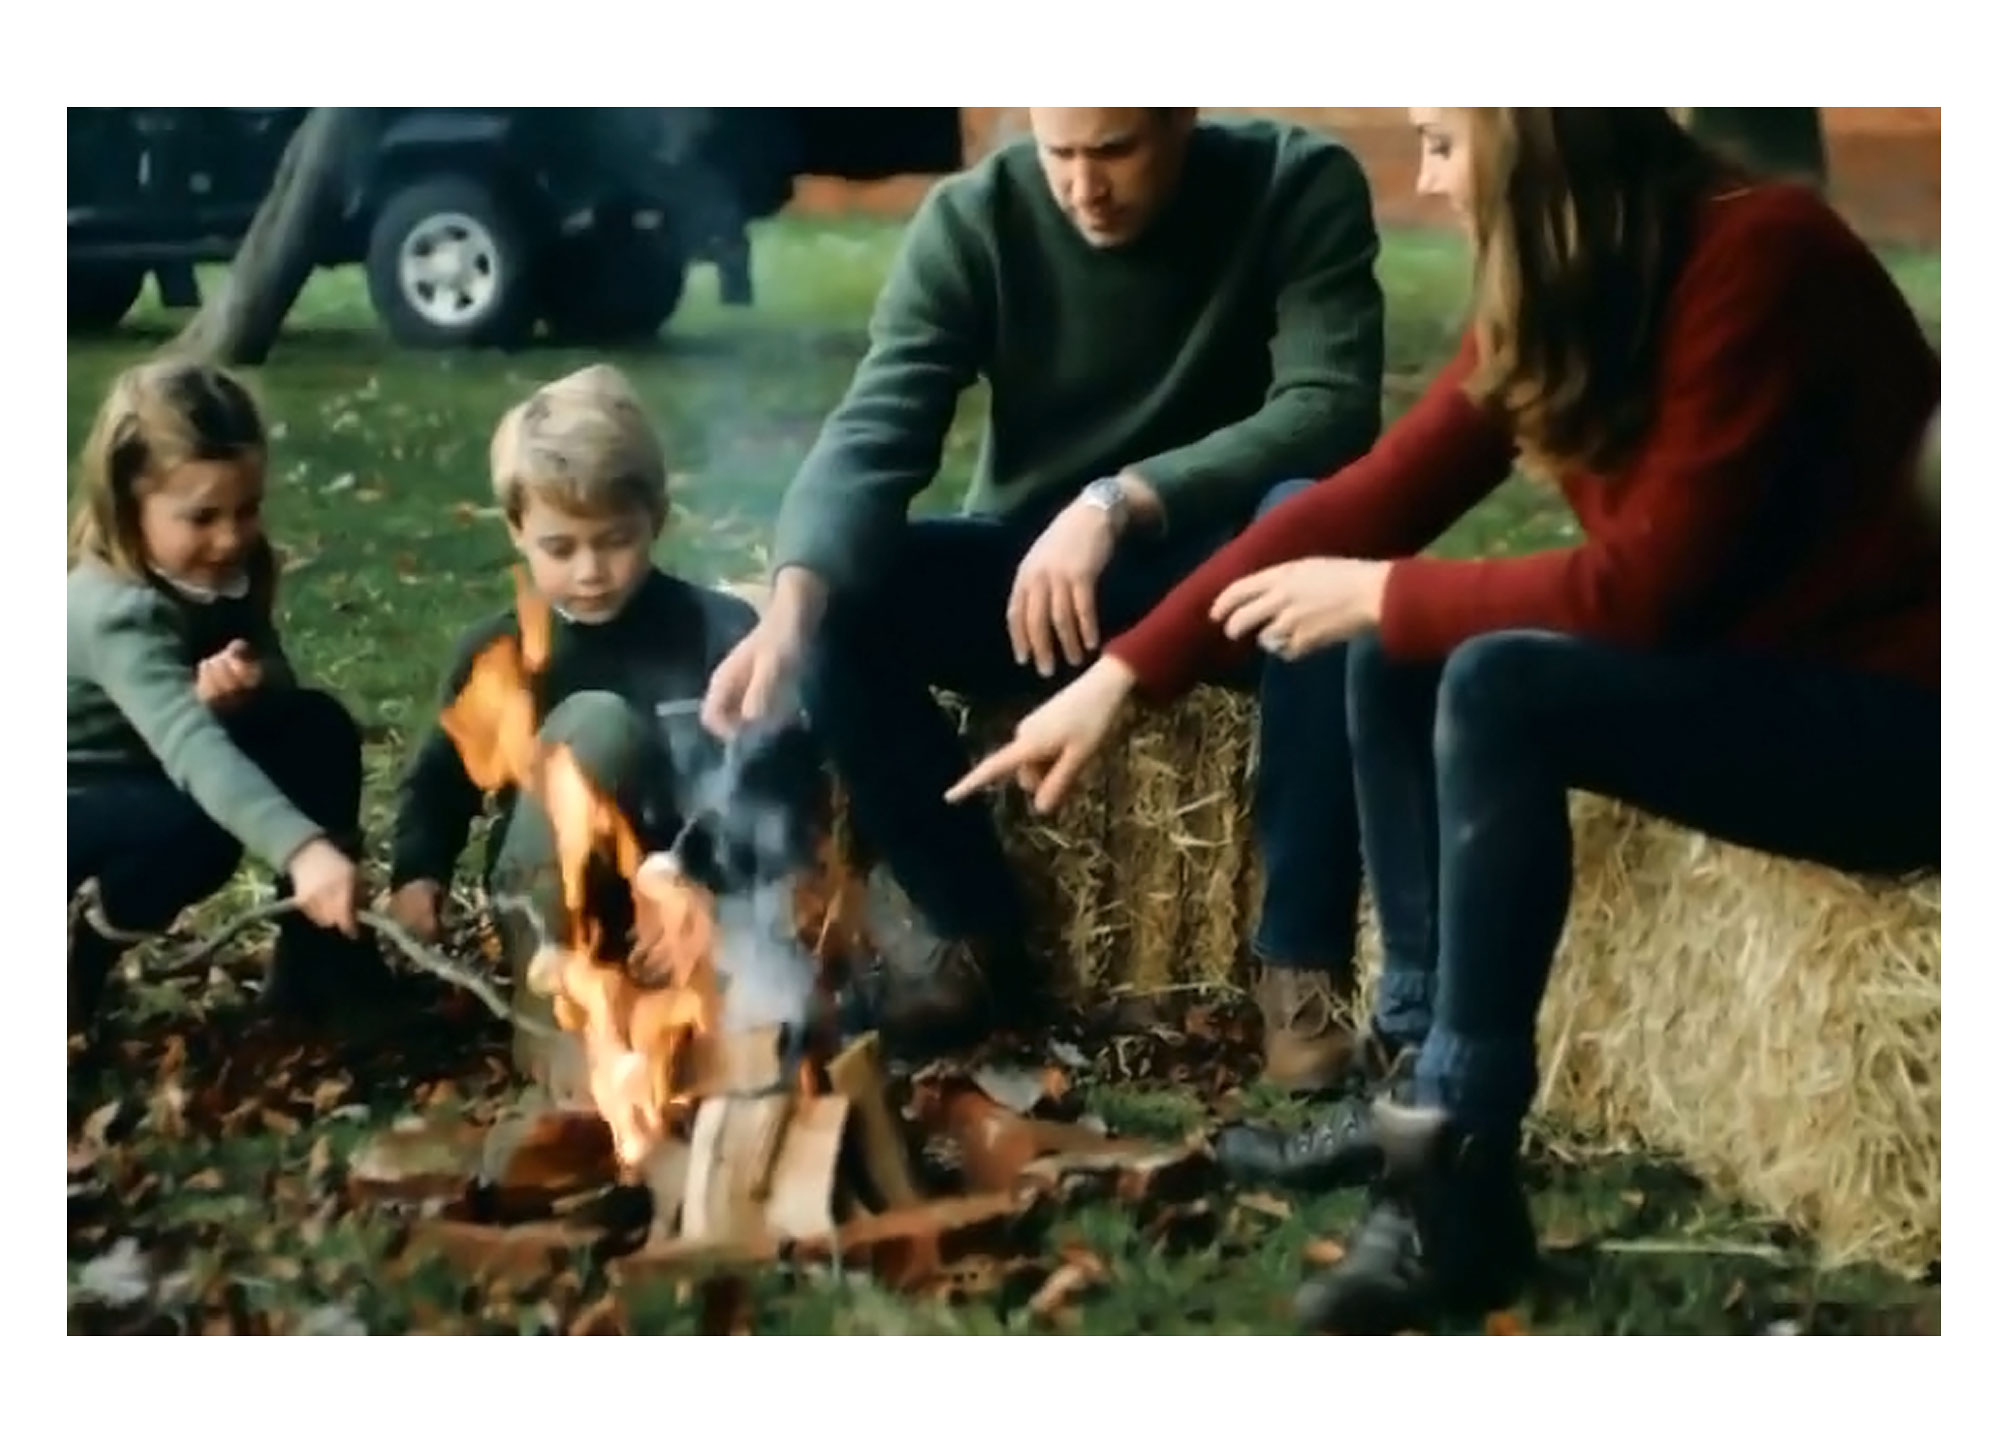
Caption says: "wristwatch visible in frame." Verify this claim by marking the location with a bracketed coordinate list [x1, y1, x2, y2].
[1078, 476, 1131, 535]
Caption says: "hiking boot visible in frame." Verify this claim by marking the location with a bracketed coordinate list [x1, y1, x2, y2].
[1253, 964, 1362, 1094]
[843, 935, 997, 1058]
[1292, 1099, 1539, 1335]
[839, 868, 1003, 1057]
[1214, 1038, 1417, 1191]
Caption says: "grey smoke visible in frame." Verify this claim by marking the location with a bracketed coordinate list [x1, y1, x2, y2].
[659, 704, 820, 1036]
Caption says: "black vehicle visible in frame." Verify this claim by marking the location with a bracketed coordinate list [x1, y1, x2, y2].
[66, 107, 963, 349]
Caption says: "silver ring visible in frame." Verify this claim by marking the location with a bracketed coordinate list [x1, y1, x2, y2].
[1260, 632, 1290, 658]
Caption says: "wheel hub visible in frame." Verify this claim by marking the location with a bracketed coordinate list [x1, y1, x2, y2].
[397, 211, 500, 328]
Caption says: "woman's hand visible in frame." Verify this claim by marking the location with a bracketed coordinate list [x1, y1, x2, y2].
[945, 656, 1137, 815]
[1211, 559, 1392, 660]
[287, 838, 362, 937]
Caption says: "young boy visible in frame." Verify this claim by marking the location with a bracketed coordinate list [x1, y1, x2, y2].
[384, 364, 825, 1095]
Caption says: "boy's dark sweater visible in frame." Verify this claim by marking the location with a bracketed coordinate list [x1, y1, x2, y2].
[390, 569, 822, 891]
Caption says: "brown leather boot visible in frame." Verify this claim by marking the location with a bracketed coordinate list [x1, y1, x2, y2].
[1254, 964, 1361, 1094]
[843, 869, 1000, 1058]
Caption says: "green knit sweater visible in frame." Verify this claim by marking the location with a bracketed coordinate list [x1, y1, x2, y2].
[67, 553, 319, 872]
[770, 116, 1386, 593]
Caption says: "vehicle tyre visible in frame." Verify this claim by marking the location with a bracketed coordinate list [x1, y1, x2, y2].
[364, 176, 534, 350]
[69, 264, 145, 332]
[538, 219, 688, 345]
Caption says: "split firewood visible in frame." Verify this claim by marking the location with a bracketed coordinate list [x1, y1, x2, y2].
[346, 1117, 491, 1208]
[826, 1032, 925, 1209]
[914, 1080, 1123, 1194]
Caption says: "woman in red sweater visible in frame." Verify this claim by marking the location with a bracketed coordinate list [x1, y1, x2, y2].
[947, 108, 1941, 1333]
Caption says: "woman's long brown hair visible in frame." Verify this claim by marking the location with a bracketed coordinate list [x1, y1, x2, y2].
[1461, 108, 1737, 478]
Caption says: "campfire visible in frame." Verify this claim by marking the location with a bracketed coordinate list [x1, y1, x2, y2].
[347, 570, 1214, 1295]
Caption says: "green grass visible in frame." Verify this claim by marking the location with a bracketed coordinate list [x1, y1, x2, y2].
[66, 217, 1943, 1335]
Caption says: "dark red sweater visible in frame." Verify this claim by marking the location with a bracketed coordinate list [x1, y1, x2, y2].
[1106, 184, 1942, 699]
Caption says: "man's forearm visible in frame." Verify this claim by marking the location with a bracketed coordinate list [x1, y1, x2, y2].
[767, 564, 830, 635]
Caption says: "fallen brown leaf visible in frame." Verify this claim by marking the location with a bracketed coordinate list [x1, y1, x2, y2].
[311, 1077, 351, 1114]
[184, 1168, 225, 1190]
[147, 1081, 191, 1139]
[1485, 1310, 1528, 1335]
[79, 1100, 120, 1151]
[1236, 1191, 1293, 1221]
[1027, 1252, 1108, 1319]
[347, 1118, 487, 1205]
[1303, 1238, 1346, 1267]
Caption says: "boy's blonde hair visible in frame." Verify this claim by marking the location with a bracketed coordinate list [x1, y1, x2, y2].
[490, 364, 669, 526]
[68, 356, 277, 607]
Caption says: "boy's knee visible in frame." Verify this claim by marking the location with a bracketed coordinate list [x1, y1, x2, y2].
[539, 690, 653, 792]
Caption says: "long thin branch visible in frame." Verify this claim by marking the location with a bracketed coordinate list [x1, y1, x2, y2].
[163, 896, 555, 1038]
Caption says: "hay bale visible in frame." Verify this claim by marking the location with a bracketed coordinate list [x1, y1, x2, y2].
[952, 686, 1940, 1276]
[949, 688, 1264, 996]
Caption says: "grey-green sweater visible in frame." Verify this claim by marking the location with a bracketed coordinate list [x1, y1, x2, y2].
[769, 115, 1387, 594]
[67, 554, 321, 872]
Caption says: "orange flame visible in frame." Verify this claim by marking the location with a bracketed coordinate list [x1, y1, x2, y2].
[438, 568, 718, 1171]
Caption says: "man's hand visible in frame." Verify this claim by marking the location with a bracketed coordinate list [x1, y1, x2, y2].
[385, 879, 443, 944]
[1211, 558, 1392, 660]
[195, 639, 264, 711]
[701, 569, 826, 738]
[1008, 502, 1120, 677]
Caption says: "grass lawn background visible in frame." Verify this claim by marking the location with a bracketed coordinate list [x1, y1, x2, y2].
[64, 218, 1944, 1335]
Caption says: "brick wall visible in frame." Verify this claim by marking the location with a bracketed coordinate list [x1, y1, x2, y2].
[787, 107, 1940, 247]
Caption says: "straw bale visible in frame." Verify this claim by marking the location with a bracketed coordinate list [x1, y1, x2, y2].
[948, 686, 1941, 1277]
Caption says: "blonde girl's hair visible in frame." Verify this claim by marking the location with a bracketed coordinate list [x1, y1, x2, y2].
[68, 356, 276, 605]
[489, 363, 670, 526]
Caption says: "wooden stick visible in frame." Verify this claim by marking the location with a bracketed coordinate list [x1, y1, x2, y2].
[1593, 1237, 1789, 1263]
[160, 896, 556, 1038]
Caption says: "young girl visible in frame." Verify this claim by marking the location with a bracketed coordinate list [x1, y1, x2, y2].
[67, 357, 401, 1046]
[949, 109, 1941, 1332]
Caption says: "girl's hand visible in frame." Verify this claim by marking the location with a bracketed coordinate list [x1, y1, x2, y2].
[195, 639, 265, 711]
[287, 838, 361, 937]
[1211, 559, 1392, 660]
[385, 879, 443, 944]
[945, 656, 1137, 815]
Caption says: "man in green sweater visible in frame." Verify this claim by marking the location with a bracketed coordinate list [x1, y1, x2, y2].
[702, 109, 1385, 1069]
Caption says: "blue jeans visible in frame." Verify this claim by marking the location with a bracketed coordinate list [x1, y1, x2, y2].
[1246, 478, 1364, 973]
[1346, 628, 1941, 1145]
[805, 481, 1358, 1000]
